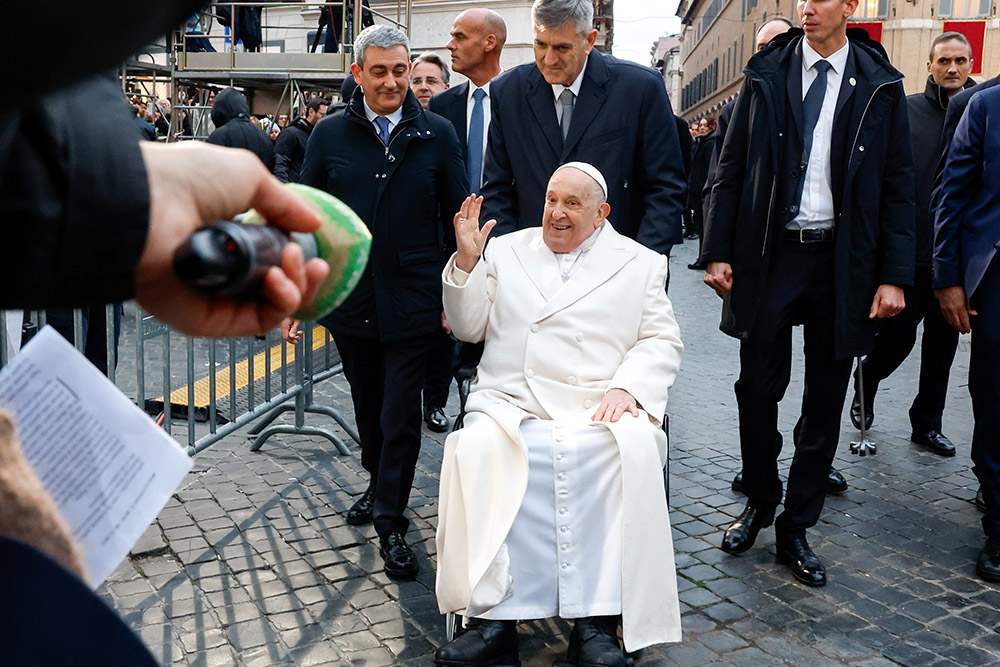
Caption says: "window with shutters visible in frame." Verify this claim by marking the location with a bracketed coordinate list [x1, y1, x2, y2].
[938, 0, 989, 17]
[853, 0, 888, 19]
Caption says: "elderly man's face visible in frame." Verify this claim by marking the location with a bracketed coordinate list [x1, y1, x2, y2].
[411, 61, 447, 109]
[533, 23, 597, 87]
[352, 45, 411, 116]
[542, 167, 610, 253]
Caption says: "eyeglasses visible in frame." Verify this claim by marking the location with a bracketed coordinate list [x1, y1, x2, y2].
[411, 77, 442, 87]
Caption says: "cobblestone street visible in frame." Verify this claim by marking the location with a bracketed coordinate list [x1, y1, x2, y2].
[101, 239, 996, 666]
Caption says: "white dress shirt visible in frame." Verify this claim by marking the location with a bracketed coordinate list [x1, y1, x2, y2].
[362, 98, 404, 139]
[790, 39, 849, 230]
[551, 59, 588, 126]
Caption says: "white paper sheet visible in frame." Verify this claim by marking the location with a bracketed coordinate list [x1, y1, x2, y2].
[0, 326, 193, 589]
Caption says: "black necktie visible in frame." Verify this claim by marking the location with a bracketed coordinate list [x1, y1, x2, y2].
[802, 59, 832, 162]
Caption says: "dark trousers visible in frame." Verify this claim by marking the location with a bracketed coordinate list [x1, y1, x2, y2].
[334, 332, 435, 538]
[422, 327, 454, 409]
[860, 266, 959, 432]
[970, 257, 1000, 538]
[735, 238, 852, 540]
[47, 305, 123, 375]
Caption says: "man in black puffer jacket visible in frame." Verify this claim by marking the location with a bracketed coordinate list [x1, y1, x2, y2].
[206, 87, 274, 169]
[273, 96, 329, 183]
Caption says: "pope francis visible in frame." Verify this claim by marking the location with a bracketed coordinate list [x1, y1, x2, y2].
[434, 162, 684, 667]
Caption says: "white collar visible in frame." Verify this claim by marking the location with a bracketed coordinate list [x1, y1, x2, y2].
[466, 79, 493, 103]
[801, 39, 849, 75]
[362, 97, 404, 126]
[551, 56, 589, 102]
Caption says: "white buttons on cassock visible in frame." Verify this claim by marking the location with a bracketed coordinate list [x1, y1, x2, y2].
[526, 369, 535, 378]
[530, 324, 539, 333]
[584, 399, 593, 408]
[575, 333, 584, 341]
[567, 376, 577, 385]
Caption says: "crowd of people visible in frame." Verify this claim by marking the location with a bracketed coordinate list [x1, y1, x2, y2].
[1, 0, 999, 665]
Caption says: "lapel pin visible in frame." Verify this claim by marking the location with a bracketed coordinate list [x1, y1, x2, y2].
[849, 77, 857, 86]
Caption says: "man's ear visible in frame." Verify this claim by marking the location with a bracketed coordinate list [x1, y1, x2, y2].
[598, 201, 611, 222]
[584, 29, 598, 53]
[351, 63, 362, 86]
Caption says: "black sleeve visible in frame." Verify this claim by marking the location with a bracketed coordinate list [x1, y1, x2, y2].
[481, 92, 519, 238]
[0, 77, 150, 308]
[703, 81, 752, 264]
[436, 121, 470, 256]
[272, 130, 295, 183]
[4, 1, 205, 111]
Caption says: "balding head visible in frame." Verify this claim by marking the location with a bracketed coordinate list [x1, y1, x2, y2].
[447, 8, 506, 86]
[755, 17, 794, 52]
[542, 165, 611, 253]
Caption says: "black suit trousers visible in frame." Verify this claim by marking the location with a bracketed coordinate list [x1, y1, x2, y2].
[970, 257, 1000, 538]
[735, 238, 853, 539]
[422, 327, 454, 409]
[334, 332, 435, 538]
[860, 266, 959, 432]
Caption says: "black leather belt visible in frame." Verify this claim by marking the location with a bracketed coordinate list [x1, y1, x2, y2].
[785, 228, 835, 243]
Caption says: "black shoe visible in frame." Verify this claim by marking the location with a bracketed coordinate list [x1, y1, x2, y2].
[683, 231, 699, 240]
[346, 485, 376, 525]
[826, 467, 848, 495]
[566, 616, 630, 667]
[731, 472, 744, 494]
[721, 504, 774, 555]
[911, 429, 956, 457]
[776, 535, 826, 587]
[687, 261, 706, 271]
[379, 531, 419, 580]
[424, 406, 450, 433]
[976, 487, 987, 513]
[733, 470, 845, 496]
[976, 537, 1000, 582]
[435, 617, 519, 666]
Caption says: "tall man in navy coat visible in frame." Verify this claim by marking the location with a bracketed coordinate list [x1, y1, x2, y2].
[934, 85, 1000, 582]
[481, 0, 686, 255]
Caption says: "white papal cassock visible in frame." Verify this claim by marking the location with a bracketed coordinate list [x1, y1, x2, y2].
[435, 224, 684, 652]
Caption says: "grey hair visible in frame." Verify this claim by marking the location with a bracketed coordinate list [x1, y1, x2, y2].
[354, 25, 410, 69]
[531, 0, 594, 38]
[412, 52, 451, 85]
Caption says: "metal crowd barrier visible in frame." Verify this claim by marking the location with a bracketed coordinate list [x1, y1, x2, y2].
[0, 305, 359, 457]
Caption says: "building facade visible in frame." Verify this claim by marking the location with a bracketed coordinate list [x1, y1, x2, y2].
[675, 0, 1000, 121]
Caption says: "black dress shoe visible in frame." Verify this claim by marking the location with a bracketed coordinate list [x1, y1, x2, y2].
[826, 467, 848, 495]
[379, 531, 419, 580]
[776, 535, 826, 587]
[731, 472, 744, 494]
[346, 485, 376, 525]
[911, 429, 956, 457]
[976, 487, 987, 513]
[849, 391, 875, 430]
[721, 504, 774, 555]
[424, 406, 450, 433]
[733, 470, 846, 496]
[435, 617, 519, 666]
[976, 537, 1000, 583]
[687, 261, 706, 271]
[566, 616, 630, 667]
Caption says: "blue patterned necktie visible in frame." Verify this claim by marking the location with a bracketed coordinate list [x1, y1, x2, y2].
[375, 116, 391, 145]
[801, 59, 832, 162]
[466, 88, 486, 193]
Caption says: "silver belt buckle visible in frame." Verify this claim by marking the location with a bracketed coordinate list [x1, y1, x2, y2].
[799, 228, 811, 243]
